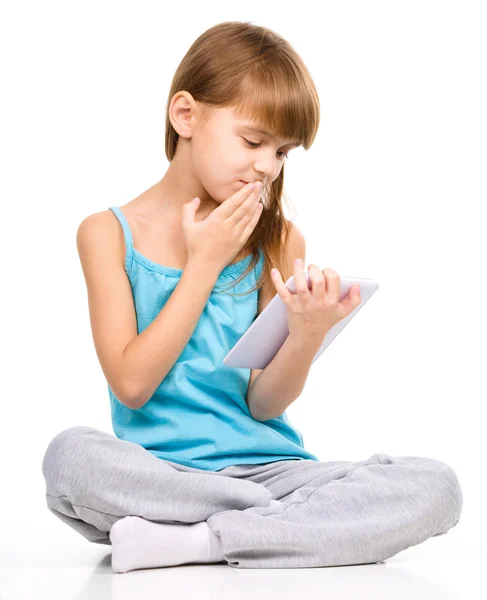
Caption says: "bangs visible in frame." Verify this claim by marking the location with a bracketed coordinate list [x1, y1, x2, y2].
[229, 66, 320, 150]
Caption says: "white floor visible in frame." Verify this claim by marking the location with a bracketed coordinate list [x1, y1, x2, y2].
[0, 522, 483, 600]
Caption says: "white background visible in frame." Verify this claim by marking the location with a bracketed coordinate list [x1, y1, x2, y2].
[1, 0, 486, 594]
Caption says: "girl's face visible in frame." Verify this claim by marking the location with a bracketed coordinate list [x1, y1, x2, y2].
[191, 105, 300, 204]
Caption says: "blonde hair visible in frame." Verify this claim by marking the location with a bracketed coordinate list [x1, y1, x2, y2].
[165, 21, 320, 296]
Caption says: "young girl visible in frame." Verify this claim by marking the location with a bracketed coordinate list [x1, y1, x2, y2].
[41, 21, 462, 574]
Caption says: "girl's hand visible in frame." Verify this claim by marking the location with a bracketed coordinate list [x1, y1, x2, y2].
[182, 182, 264, 274]
[270, 259, 362, 349]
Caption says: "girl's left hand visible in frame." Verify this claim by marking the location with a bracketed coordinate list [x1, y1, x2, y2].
[270, 259, 362, 349]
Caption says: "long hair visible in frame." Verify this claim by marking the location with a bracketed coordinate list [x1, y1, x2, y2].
[165, 21, 320, 296]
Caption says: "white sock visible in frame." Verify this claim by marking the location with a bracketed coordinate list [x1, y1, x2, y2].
[109, 516, 224, 573]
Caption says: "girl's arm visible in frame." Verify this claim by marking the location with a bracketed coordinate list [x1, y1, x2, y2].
[77, 211, 220, 411]
[247, 335, 322, 421]
[247, 221, 314, 421]
[249, 251, 361, 421]
[122, 260, 220, 409]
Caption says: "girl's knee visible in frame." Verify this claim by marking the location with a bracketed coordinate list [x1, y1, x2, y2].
[41, 426, 97, 481]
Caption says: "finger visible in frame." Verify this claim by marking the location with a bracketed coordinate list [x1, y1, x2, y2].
[352, 284, 361, 301]
[270, 268, 293, 304]
[221, 181, 260, 220]
[239, 194, 263, 227]
[227, 183, 263, 225]
[293, 259, 309, 296]
[308, 264, 325, 295]
[341, 285, 361, 315]
[241, 201, 264, 238]
[322, 267, 340, 300]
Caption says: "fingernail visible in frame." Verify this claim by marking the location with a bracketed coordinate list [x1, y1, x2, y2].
[256, 181, 263, 190]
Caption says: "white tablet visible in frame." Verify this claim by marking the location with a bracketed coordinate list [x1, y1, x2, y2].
[223, 272, 379, 369]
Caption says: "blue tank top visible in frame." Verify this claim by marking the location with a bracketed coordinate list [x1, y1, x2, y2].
[107, 205, 320, 472]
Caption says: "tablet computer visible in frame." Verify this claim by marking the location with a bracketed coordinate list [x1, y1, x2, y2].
[223, 272, 379, 369]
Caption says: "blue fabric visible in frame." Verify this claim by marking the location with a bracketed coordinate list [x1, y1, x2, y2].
[107, 206, 320, 472]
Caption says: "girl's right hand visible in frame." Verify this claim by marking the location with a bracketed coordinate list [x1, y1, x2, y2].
[182, 181, 264, 274]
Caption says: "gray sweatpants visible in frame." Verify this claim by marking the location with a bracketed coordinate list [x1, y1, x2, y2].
[41, 426, 463, 569]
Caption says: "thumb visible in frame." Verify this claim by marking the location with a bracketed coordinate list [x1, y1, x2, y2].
[350, 285, 361, 303]
[343, 285, 360, 309]
[339, 285, 361, 317]
[184, 197, 200, 220]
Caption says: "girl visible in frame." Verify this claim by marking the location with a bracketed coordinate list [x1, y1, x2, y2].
[41, 21, 462, 574]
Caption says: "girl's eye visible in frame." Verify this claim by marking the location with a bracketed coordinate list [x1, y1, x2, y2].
[243, 138, 288, 159]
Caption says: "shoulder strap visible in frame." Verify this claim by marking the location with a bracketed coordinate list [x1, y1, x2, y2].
[108, 206, 134, 276]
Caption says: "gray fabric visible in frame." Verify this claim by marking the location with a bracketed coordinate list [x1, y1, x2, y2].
[42, 426, 463, 569]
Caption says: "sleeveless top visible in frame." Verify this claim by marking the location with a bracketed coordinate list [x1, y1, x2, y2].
[107, 206, 320, 472]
